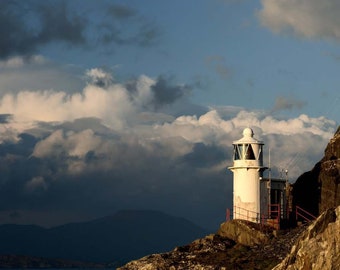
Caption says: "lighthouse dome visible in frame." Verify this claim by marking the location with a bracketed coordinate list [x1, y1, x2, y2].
[233, 127, 263, 144]
[243, 127, 254, 138]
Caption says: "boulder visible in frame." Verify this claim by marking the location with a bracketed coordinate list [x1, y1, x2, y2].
[217, 219, 272, 246]
[273, 206, 340, 270]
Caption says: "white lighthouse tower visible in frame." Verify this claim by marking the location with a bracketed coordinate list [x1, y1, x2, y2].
[228, 128, 267, 222]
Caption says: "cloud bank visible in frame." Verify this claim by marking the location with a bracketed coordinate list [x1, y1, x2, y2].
[0, 64, 336, 230]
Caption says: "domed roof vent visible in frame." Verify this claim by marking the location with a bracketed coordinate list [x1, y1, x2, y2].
[243, 127, 254, 138]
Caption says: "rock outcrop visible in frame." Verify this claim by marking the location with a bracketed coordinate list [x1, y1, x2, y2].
[293, 127, 340, 217]
[217, 219, 271, 246]
[273, 205, 340, 270]
[319, 127, 340, 213]
[118, 220, 305, 270]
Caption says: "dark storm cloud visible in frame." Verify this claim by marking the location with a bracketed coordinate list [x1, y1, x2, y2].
[0, 138, 49, 212]
[123, 75, 207, 116]
[34, 1, 86, 45]
[0, 0, 86, 59]
[151, 76, 190, 107]
[0, 1, 30, 58]
[0, 133, 38, 157]
[0, 1, 160, 59]
[182, 143, 227, 168]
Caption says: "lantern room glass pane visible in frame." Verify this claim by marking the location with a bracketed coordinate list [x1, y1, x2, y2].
[245, 144, 255, 160]
[234, 145, 240, 160]
[258, 145, 263, 160]
[237, 144, 244, 159]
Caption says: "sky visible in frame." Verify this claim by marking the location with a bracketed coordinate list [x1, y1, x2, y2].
[0, 0, 339, 231]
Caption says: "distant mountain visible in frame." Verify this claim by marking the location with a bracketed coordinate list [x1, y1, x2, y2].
[0, 210, 208, 267]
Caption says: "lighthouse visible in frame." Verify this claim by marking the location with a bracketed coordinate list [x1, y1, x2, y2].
[228, 128, 267, 222]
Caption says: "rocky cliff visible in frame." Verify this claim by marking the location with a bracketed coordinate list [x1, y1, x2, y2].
[293, 126, 340, 217]
[273, 206, 340, 270]
[319, 126, 340, 213]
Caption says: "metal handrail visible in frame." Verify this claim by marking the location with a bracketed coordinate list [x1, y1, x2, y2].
[296, 205, 317, 222]
[226, 205, 280, 229]
[225, 204, 317, 229]
[233, 205, 260, 222]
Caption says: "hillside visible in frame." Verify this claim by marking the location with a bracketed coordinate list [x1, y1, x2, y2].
[0, 210, 208, 267]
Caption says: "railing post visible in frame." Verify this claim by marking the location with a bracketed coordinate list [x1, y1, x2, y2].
[226, 208, 230, 221]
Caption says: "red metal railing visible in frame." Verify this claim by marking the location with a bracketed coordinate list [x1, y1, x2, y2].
[226, 204, 317, 230]
[295, 205, 317, 223]
[268, 204, 280, 230]
[232, 205, 261, 222]
[226, 204, 280, 230]
[226, 208, 232, 221]
[268, 204, 280, 218]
